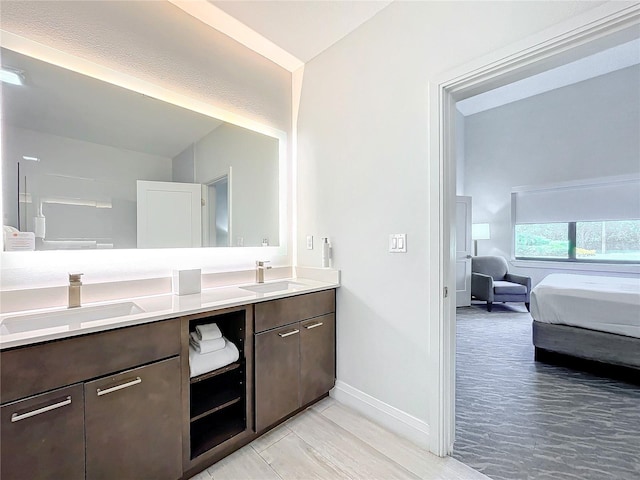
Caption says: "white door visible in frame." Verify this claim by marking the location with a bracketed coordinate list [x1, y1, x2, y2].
[455, 196, 472, 307]
[136, 180, 202, 248]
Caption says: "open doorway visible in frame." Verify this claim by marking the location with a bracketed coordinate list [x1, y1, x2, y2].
[446, 18, 640, 480]
[203, 171, 232, 247]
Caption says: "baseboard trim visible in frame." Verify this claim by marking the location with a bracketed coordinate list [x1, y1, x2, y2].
[330, 380, 430, 450]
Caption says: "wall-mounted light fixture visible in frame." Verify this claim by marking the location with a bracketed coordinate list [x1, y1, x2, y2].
[472, 223, 491, 256]
[1, 66, 26, 86]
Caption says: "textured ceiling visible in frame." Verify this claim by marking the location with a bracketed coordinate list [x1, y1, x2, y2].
[210, 0, 393, 63]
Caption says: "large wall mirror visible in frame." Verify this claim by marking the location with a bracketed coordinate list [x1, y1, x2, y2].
[1, 47, 282, 251]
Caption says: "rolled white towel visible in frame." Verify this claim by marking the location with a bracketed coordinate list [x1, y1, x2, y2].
[189, 332, 226, 354]
[189, 338, 239, 378]
[195, 323, 222, 341]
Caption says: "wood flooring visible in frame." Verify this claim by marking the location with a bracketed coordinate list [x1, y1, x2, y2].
[190, 397, 488, 480]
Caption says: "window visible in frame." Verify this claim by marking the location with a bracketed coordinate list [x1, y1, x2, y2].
[515, 223, 569, 259]
[512, 176, 640, 264]
[576, 220, 640, 262]
[514, 220, 640, 262]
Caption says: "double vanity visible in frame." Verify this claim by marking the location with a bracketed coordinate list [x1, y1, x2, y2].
[0, 26, 332, 480]
[0, 276, 338, 480]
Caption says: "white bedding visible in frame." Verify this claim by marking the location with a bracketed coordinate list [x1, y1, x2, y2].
[531, 274, 640, 339]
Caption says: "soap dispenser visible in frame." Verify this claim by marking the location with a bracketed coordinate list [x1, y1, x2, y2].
[321, 237, 332, 268]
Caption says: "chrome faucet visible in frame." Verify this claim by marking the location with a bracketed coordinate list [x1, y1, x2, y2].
[68, 273, 83, 308]
[255, 261, 272, 284]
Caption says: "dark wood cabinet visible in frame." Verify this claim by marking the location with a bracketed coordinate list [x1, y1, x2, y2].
[255, 323, 301, 431]
[0, 319, 181, 480]
[300, 314, 336, 407]
[0, 384, 85, 480]
[0, 319, 180, 405]
[254, 290, 336, 432]
[0, 288, 336, 480]
[85, 356, 182, 480]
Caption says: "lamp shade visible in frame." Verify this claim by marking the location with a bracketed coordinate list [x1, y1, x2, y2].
[472, 223, 490, 240]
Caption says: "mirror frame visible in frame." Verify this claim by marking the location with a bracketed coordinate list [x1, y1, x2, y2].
[0, 30, 289, 269]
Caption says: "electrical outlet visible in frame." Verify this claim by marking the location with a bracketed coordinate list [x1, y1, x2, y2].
[306, 235, 314, 250]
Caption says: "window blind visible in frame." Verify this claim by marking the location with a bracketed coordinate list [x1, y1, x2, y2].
[512, 176, 640, 224]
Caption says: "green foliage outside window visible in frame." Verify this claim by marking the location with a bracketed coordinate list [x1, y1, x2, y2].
[515, 220, 640, 262]
[515, 223, 569, 258]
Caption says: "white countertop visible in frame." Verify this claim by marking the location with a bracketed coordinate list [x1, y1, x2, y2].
[0, 277, 339, 350]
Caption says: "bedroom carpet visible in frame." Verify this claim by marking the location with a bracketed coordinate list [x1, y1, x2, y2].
[453, 303, 640, 480]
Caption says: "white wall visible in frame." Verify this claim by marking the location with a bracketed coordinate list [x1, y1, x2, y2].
[0, 1, 292, 290]
[172, 145, 195, 183]
[3, 125, 172, 248]
[296, 0, 607, 443]
[464, 65, 640, 284]
[195, 123, 280, 248]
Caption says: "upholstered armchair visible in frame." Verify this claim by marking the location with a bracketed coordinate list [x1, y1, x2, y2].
[471, 256, 531, 312]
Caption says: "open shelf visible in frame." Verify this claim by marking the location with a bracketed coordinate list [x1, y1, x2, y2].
[190, 402, 245, 459]
[190, 361, 241, 385]
[188, 309, 249, 460]
[190, 390, 241, 423]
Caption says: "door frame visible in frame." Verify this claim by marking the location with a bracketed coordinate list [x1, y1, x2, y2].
[429, 3, 640, 456]
[203, 169, 232, 247]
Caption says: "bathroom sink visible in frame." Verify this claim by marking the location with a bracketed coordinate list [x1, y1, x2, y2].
[0, 301, 145, 334]
[239, 281, 306, 294]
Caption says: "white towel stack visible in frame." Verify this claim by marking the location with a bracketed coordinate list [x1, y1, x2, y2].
[188, 323, 240, 377]
[189, 328, 227, 354]
[195, 323, 222, 341]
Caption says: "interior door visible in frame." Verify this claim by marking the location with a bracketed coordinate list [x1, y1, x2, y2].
[455, 196, 472, 307]
[136, 180, 202, 248]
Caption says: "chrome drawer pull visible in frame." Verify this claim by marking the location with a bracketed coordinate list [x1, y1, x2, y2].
[278, 329, 299, 338]
[97, 377, 142, 396]
[305, 322, 324, 330]
[11, 396, 72, 423]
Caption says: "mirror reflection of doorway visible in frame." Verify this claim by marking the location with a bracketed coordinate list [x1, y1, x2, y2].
[206, 173, 230, 247]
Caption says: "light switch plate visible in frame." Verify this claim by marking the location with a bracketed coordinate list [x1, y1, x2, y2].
[306, 235, 314, 250]
[389, 233, 407, 253]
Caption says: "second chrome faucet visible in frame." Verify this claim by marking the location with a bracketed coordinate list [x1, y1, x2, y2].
[255, 261, 271, 284]
[68, 273, 83, 308]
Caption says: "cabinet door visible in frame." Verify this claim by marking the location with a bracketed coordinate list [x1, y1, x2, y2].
[255, 324, 300, 431]
[300, 314, 336, 406]
[0, 384, 85, 480]
[85, 356, 182, 480]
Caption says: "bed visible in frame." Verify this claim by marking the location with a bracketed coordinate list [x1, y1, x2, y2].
[530, 273, 640, 369]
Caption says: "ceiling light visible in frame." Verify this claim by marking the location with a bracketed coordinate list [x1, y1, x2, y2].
[1, 66, 25, 86]
[22, 156, 40, 162]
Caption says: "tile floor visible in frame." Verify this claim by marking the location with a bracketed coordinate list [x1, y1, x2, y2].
[190, 397, 488, 480]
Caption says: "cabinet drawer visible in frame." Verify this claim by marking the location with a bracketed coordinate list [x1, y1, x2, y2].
[1, 318, 180, 404]
[254, 290, 335, 332]
[1, 383, 85, 480]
